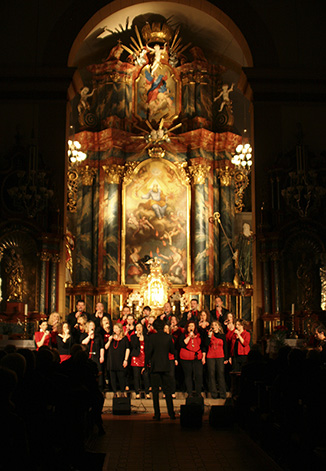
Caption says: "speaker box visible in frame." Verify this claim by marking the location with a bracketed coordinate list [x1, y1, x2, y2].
[112, 397, 131, 415]
[209, 404, 235, 428]
[186, 394, 204, 413]
[180, 404, 202, 428]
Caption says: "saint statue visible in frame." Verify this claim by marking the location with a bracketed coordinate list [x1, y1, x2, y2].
[5, 249, 24, 302]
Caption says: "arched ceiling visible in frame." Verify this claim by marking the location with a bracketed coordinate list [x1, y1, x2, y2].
[71, 1, 250, 74]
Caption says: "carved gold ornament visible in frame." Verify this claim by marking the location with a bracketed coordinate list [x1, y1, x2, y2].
[103, 164, 125, 184]
[80, 165, 97, 186]
[67, 169, 78, 213]
[189, 163, 211, 185]
[218, 166, 234, 187]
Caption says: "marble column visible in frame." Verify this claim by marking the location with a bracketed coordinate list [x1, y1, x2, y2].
[76, 165, 97, 285]
[218, 166, 235, 285]
[39, 251, 51, 316]
[102, 164, 124, 283]
[50, 254, 60, 313]
[190, 163, 211, 282]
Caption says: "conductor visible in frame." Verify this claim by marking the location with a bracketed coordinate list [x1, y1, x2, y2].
[146, 318, 176, 420]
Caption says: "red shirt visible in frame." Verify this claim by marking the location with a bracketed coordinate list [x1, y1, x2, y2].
[131, 340, 145, 367]
[226, 328, 235, 355]
[207, 334, 225, 359]
[35, 331, 51, 350]
[231, 329, 251, 356]
[180, 334, 203, 361]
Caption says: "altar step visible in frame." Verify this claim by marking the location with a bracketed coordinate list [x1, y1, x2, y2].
[103, 391, 228, 416]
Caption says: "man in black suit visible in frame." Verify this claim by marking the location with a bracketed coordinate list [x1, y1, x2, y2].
[210, 296, 229, 330]
[66, 299, 90, 332]
[180, 299, 200, 327]
[146, 318, 175, 420]
[89, 302, 111, 332]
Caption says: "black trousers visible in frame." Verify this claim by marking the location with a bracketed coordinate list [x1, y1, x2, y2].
[180, 358, 203, 396]
[109, 369, 126, 393]
[132, 366, 150, 394]
[150, 371, 174, 418]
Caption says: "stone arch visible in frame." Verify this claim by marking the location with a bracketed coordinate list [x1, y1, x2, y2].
[41, 1, 278, 69]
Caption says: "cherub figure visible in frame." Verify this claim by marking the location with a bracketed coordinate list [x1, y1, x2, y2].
[147, 43, 167, 75]
[214, 83, 234, 112]
[134, 48, 148, 66]
[77, 86, 95, 114]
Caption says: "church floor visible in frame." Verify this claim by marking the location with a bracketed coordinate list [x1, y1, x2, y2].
[84, 395, 283, 471]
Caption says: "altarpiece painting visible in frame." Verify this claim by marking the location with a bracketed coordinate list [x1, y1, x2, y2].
[123, 159, 190, 286]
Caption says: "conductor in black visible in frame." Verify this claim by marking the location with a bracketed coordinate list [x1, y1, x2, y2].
[146, 318, 176, 420]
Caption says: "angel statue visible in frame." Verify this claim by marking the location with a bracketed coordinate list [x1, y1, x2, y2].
[214, 83, 235, 112]
[77, 86, 95, 114]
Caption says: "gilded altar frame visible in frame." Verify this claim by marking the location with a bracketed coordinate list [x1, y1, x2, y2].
[121, 158, 191, 287]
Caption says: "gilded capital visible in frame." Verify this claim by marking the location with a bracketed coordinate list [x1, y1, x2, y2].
[39, 251, 51, 262]
[80, 165, 97, 186]
[218, 166, 234, 186]
[189, 163, 211, 184]
[52, 253, 61, 264]
[103, 164, 125, 184]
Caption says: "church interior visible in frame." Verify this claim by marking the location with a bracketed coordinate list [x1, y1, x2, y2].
[0, 1, 326, 470]
[1, 0, 325, 343]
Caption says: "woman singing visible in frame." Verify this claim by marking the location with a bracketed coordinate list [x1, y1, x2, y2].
[56, 321, 72, 362]
[105, 323, 130, 396]
[179, 321, 206, 397]
[34, 320, 51, 350]
[207, 321, 228, 399]
[130, 323, 150, 399]
[231, 319, 251, 372]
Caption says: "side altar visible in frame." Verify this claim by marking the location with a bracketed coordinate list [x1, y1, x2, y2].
[66, 18, 253, 320]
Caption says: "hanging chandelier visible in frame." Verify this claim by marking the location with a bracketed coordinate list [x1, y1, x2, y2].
[231, 129, 252, 173]
[68, 125, 87, 163]
[67, 139, 87, 163]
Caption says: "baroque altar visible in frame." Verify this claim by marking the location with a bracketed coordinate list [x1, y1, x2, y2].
[66, 17, 253, 320]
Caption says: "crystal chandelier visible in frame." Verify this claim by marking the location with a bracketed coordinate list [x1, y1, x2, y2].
[231, 129, 252, 173]
[68, 126, 87, 163]
[67, 139, 87, 163]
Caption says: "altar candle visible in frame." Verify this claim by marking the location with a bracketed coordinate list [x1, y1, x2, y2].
[291, 303, 295, 315]
[24, 304, 28, 316]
